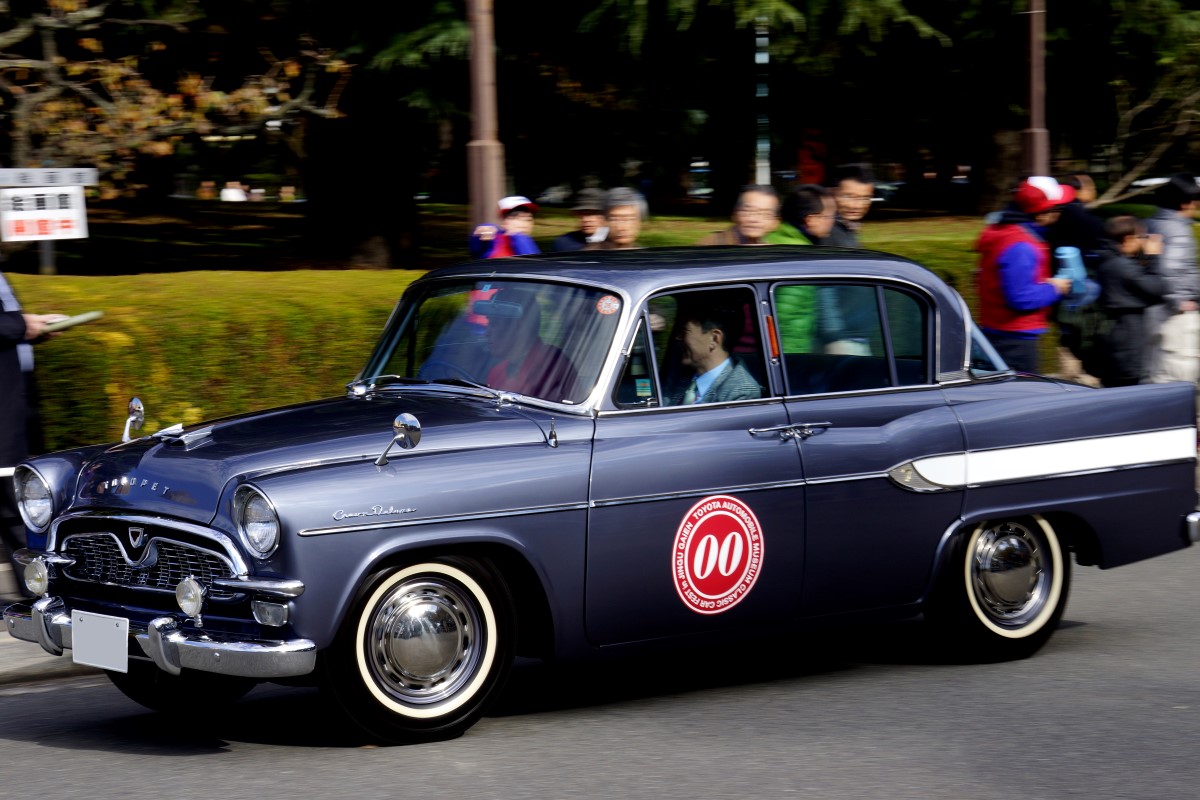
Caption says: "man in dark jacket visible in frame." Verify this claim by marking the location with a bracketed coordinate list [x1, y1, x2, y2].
[823, 164, 875, 248]
[1094, 216, 1168, 386]
[553, 188, 608, 252]
[0, 272, 58, 600]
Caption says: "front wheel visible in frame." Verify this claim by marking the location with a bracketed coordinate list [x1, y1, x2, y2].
[321, 556, 515, 744]
[926, 515, 1071, 661]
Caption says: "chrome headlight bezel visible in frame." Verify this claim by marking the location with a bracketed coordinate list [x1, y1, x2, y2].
[234, 484, 280, 559]
[14, 465, 54, 533]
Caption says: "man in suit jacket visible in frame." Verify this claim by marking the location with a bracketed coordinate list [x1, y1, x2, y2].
[668, 297, 762, 405]
[0, 271, 60, 600]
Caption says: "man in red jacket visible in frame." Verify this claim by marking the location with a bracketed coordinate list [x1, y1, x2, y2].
[976, 177, 1075, 373]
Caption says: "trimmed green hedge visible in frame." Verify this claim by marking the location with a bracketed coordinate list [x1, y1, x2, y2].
[10, 271, 423, 452]
[15, 209, 1179, 453]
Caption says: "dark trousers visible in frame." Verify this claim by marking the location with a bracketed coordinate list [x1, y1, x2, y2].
[0, 480, 29, 598]
[985, 333, 1041, 374]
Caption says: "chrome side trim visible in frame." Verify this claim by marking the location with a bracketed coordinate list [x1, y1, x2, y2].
[299, 501, 591, 537]
[4, 600, 317, 679]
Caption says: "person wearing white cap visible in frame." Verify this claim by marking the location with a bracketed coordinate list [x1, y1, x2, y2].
[974, 176, 1075, 373]
[469, 196, 541, 259]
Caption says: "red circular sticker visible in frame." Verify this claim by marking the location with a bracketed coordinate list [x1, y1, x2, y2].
[672, 495, 764, 615]
[596, 295, 621, 315]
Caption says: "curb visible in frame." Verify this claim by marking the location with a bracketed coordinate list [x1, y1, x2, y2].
[0, 637, 101, 687]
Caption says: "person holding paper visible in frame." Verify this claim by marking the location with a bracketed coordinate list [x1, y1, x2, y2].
[0, 271, 62, 601]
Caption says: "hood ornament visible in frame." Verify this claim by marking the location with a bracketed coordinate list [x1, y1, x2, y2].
[375, 413, 422, 466]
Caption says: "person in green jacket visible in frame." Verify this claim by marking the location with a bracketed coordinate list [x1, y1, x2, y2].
[766, 185, 836, 246]
[766, 185, 839, 352]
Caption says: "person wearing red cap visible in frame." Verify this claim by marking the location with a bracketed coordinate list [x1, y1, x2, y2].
[974, 177, 1075, 372]
[469, 196, 541, 259]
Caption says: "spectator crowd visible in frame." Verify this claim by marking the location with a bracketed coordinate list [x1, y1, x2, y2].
[470, 165, 1200, 390]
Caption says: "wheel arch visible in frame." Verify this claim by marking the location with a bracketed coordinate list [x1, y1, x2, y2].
[923, 509, 1098, 604]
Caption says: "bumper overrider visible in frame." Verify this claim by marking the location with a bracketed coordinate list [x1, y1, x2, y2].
[3, 552, 317, 679]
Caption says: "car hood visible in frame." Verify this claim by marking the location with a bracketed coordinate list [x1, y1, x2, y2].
[69, 392, 555, 525]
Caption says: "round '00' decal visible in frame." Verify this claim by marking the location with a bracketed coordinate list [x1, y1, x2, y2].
[672, 495, 764, 614]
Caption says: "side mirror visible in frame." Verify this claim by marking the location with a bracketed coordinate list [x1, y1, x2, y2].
[122, 397, 145, 443]
[374, 413, 422, 466]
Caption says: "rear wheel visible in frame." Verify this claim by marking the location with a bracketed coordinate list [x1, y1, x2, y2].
[322, 556, 515, 744]
[106, 661, 258, 713]
[927, 515, 1071, 660]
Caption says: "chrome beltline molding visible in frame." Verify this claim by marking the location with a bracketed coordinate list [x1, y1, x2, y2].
[299, 430, 1198, 535]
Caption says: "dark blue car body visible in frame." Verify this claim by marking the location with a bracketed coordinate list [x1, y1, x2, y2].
[5, 246, 1197, 742]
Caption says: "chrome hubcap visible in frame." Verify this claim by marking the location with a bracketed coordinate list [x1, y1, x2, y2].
[971, 521, 1049, 627]
[365, 577, 482, 706]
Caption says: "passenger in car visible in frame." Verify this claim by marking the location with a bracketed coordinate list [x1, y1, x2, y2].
[668, 296, 763, 405]
[481, 288, 579, 401]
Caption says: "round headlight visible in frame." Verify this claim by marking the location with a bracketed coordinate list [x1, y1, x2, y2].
[235, 485, 280, 558]
[14, 466, 54, 532]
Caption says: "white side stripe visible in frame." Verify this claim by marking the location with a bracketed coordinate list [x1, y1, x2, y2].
[911, 428, 1196, 488]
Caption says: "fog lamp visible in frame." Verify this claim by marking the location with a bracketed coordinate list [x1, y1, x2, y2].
[252, 600, 289, 627]
[23, 559, 49, 596]
[175, 577, 206, 618]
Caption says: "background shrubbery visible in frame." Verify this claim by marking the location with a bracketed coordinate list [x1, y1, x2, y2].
[3, 208, 1054, 453]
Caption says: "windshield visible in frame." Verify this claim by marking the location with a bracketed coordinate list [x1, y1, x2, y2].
[361, 279, 624, 405]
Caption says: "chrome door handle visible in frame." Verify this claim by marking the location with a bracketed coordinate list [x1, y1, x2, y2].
[748, 421, 833, 440]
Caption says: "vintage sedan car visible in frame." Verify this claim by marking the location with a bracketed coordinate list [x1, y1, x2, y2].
[4, 246, 1198, 743]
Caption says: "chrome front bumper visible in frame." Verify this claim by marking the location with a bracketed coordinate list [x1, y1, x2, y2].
[3, 597, 317, 679]
[1189, 511, 1200, 544]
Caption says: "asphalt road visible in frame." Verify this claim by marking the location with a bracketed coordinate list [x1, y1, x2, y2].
[2, 545, 1198, 800]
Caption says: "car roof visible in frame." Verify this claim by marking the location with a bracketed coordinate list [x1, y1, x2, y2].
[421, 245, 958, 304]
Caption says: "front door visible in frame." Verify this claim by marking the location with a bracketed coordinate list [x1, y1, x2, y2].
[586, 285, 806, 646]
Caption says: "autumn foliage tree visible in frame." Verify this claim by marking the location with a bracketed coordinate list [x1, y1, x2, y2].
[0, 0, 348, 197]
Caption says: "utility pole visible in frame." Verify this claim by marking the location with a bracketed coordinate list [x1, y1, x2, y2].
[467, 0, 506, 229]
[754, 19, 771, 186]
[1023, 0, 1049, 176]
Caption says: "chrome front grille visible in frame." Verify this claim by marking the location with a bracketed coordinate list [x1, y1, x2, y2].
[62, 533, 238, 600]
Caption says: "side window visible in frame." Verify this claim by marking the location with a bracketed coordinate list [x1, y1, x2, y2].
[641, 286, 766, 407]
[775, 283, 929, 394]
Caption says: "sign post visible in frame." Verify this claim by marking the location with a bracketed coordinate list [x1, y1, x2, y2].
[0, 168, 99, 275]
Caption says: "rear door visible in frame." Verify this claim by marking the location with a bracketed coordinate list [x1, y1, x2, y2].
[774, 281, 966, 616]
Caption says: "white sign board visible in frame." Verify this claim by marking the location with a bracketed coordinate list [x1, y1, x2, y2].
[0, 186, 88, 242]
[0, 167, 98, 187]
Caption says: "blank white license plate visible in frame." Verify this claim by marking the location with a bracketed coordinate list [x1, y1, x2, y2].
[72, 610, 129, 672]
